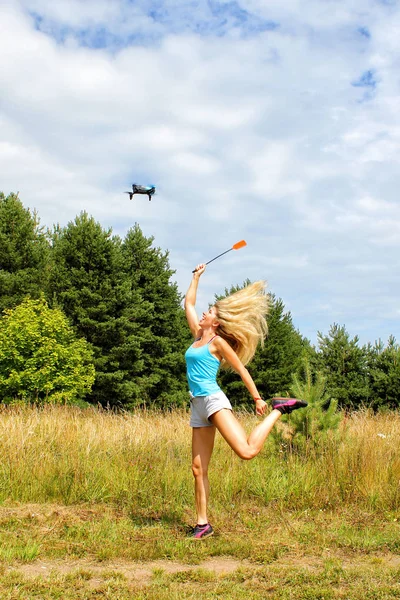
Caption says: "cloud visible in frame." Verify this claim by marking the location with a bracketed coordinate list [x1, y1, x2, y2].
[1, 0, 400, 347]
[17, 0, 278, 48]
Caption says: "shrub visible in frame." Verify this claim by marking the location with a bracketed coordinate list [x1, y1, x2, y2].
[272, 359, 342, 452]
[0, 296, 95, 404]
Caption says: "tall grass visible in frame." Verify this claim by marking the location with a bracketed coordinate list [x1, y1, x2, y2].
[0, 405, 399, 515]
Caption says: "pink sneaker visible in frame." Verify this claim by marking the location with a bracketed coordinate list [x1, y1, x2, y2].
[272, 398, 308, 414]
[189, 523, 214, 539]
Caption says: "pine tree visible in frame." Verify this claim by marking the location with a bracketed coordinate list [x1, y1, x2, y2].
[48, 212, 145, 407]
[251, 294, 312, 400]
[121, 224, 191, 407]
[288, 359, 342, 447]
[366, 336, 400, 410]
[48, 215, 191, 408]
[0, 192, 50, 313]
[317, 323, 369, 409]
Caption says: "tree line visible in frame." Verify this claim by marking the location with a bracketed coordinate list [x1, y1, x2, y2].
[0, 192, 399, 410]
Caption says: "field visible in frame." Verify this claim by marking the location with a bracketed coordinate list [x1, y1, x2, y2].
[0, 405, 399, 599]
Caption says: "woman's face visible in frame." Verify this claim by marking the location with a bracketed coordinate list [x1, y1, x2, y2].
[199, 306, 219, 328]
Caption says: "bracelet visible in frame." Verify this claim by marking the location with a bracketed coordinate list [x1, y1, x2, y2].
[253, 397, 263, 402]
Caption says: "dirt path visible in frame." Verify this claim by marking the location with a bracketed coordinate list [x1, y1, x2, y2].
[6, 557, 250, 583]
[6, 553, 400, 585]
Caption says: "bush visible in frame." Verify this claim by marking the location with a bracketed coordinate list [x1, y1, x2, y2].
[272, 359, 342, 452]
[0, 296, 95, 404]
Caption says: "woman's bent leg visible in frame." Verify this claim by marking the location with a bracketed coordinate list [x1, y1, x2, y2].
[192, 426, 216, 525]
[210, 408, 281, 460]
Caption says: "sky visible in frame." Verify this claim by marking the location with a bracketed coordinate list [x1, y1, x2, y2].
[1, 0, 399, 348]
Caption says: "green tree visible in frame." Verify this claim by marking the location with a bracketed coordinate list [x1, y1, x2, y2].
[48, 215, 190, 408]
[216, 285, 311, 406]
[317, 323, 369, 409]
[288, 358, 342, 447]
[366, 336, 400, 410]
[0, 296, 94, 404]
[121, 224, 191, 407]
[252, 294, 313, 400]
[48, 212, 142, 407]
[0, 192, 50, 313]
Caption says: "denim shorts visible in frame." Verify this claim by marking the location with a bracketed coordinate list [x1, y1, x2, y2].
[190, 390, 232, 428]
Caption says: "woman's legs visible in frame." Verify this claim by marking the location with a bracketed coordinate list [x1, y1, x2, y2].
[210, 408, 282, 460]
[192, 426, 216, 525]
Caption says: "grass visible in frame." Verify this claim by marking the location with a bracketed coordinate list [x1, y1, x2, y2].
[0, 405, 399, 512]
[0, 502, 399, 598]
[0, 405, 399, 598]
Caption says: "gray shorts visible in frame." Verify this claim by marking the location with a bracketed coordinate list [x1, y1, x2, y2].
[190, 390, 232, 428]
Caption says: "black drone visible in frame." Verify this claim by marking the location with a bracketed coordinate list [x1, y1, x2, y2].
[124, 184, 156, 201]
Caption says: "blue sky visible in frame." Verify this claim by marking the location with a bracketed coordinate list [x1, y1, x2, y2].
[1, 0, 400, 347]
[27, 0, 279, 46]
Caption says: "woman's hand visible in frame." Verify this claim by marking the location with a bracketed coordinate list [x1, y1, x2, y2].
[193, 263, 206, 278]
[255, 398, 267, 416]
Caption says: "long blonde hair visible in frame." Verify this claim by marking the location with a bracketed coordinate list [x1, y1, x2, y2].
[214, 280, 269, 367]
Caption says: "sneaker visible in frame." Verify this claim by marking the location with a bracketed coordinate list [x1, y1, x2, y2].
[189, 523, 214, 540]
[272, 397, 308, 414]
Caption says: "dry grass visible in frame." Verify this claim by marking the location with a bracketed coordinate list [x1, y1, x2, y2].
[0, 405, 399, 514]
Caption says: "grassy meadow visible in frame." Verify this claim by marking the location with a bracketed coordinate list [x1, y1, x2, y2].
[0, 405, 399, 599]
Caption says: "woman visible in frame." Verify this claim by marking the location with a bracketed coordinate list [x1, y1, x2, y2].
[184, 263, 307, 539]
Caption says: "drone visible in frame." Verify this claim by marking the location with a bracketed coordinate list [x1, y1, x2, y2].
[124, 184, 156, 201]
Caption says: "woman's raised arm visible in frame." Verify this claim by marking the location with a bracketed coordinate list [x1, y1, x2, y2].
[184, 263, 206, 338]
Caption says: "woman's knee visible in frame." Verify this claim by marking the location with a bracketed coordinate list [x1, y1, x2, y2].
[234, 445, 258, 460]
[192, 457, 208, 479]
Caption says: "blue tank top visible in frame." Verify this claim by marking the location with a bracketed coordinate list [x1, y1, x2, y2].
[185, 338, 221, 397]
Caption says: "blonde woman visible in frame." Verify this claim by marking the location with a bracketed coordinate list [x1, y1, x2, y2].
[185, 264, 307, 539]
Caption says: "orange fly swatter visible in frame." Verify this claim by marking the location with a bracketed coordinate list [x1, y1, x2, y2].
[192, 240, 247, 272]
